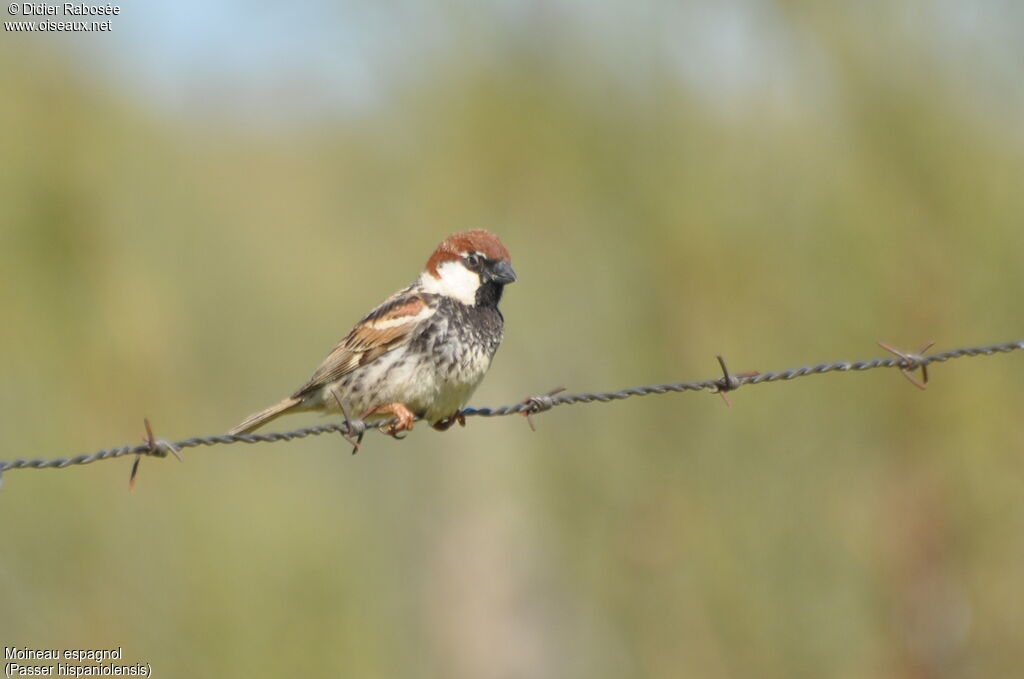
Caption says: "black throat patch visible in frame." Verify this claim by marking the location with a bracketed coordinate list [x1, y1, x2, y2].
[475, 281, 505, 309]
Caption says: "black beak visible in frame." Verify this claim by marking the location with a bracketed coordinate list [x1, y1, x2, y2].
[487, 260, 517, 285]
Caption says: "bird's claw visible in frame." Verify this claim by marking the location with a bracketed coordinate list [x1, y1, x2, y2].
[432, 412, 466, 432]
[381, 422, 409, 439]
[361, 402, 416, 440]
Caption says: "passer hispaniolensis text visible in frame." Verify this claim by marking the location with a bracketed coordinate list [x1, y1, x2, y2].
[229, 229, 516, 436]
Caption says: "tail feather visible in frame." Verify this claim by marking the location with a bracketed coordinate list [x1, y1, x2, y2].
[229, 397, 303, 434]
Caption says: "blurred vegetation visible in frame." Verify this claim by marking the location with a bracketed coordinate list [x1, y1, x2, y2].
[2, 2, 1024, 678]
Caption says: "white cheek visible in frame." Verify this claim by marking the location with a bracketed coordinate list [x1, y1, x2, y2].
[420, 261, 480, 305]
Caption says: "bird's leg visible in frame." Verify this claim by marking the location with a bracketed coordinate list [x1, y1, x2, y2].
[431, 412, 466, 432]
[364, 402, 416, 437]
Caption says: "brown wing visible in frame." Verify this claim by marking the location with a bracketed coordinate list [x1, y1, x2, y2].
[292, 291, 435, 399]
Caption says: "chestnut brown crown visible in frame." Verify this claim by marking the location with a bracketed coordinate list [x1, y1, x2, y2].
[426, 229, 511, 277]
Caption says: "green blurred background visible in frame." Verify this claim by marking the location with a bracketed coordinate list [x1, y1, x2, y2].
[3, 1, 1024, 677]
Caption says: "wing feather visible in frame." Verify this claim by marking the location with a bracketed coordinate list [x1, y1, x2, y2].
[292, 292, 435, 398]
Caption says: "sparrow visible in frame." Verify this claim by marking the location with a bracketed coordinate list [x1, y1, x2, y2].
[229, 229, 516, 436]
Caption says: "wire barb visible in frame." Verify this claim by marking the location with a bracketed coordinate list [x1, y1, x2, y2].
[877, 340, 934, 390]
[714, 356, 738, 407]
[711, 356, 760, 407]
[519, 386, 567, 431]
[1, 337, 1022, 486]
[330, 386, 366, 454]
[129, 418, 182, 491]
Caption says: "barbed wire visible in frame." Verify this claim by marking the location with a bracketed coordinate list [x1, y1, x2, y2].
[1, 337, 1021, 487]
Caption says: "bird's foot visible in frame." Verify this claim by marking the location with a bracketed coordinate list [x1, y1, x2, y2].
[432, 412, 466, 432]
[364, 402, 416, 438]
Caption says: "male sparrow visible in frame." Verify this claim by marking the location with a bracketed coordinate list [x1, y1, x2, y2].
[229, 229, 516, 436]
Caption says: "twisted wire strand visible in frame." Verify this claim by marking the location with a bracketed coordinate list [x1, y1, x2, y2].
[2, 338, 1021, 481]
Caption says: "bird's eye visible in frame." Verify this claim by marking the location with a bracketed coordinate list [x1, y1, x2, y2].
[465, 253, 483, 269]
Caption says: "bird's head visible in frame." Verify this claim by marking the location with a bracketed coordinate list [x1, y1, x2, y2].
[421, 229, 516, 306]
